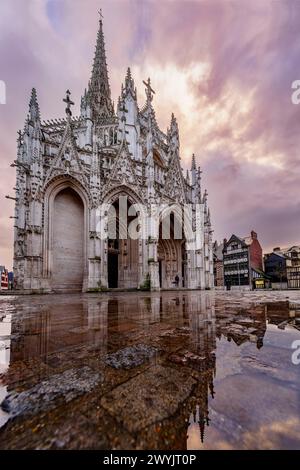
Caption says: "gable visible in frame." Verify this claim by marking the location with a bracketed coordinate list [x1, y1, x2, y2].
[105, 139, 137, 188]
[164, 154, 186, 203]
[44, 120, 87, 186]
[226, 234, 246, 249]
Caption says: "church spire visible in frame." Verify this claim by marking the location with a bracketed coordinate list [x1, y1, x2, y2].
[87, 10, 114, 121]
[24, 87, 41, 140]
[28, 88, 40, 125]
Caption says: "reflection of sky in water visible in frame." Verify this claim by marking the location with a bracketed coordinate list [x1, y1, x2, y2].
[187, 320, 300, 450]
[264, 323, 300, 348]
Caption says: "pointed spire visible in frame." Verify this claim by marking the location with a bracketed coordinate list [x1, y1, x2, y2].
[199, 412, 206, 443]
[123, 67, 136, 99]
[191, 153, 196, 171]
[28, 88, 40, 124]
[186, 169, 190, 184]
[170, 113, 178, 132]
[126, 67, 132, 81]
[191, 154, 197, 193]
[168, 112, 179, 154]
[203, 188, 208, 212]
[117, 95, 122, 112]
[87, 10, 114, 121]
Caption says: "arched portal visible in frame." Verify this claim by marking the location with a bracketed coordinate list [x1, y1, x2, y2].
[107, 197, 139, 289]
[157, 212, 186, 289]
[52, 187, 84, 291]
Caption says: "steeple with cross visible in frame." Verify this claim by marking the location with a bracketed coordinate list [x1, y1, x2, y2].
[87, 10, 114, 121]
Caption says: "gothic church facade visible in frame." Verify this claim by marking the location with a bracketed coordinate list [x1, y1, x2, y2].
[12, 14, 213, 292]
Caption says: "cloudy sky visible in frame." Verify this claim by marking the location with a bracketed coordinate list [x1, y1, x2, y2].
[0, 0, 300, 269]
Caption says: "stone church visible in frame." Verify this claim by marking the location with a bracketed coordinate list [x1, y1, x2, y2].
[12, 13, 213, 292]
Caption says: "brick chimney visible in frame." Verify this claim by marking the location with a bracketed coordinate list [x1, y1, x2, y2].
[251, 230, 257, 240]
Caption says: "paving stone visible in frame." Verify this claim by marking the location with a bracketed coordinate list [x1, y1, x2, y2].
[105, 344, 158, 369]
[1, 366, 102, 418]
[101, 365, 196, 433]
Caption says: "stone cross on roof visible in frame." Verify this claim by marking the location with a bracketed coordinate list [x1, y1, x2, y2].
[63, 90, 74, 117]
[143, 78, 155, 104]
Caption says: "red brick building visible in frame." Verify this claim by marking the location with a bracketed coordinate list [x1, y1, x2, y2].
[213, 241, 224, 288]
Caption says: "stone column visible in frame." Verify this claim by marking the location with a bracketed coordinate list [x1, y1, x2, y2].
[100, 238, 108, 288]
[138, 239, 145, 287]
[149, 260, 160, 291]
[147, 238, 160, 290]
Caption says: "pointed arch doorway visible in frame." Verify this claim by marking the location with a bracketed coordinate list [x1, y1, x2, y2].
[52, 187, 84, 291]
[157, 212, 186, 289]
[107, 239, 119, 288]
[107, 196, 139, 289]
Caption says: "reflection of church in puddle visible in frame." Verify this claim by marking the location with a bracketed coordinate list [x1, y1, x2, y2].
[1, 296, 300, 448]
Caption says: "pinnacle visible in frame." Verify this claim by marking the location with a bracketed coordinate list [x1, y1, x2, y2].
[31, 87, 37, 100]
[28, 87, 40, 122]
[191, 153, 196, 170]
[170, 112, 178, 129]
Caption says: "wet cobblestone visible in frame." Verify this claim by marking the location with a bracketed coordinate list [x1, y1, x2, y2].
[0, 290, 299, 449]
[1, 366, 102, 417]
[105, 344, 159, 369]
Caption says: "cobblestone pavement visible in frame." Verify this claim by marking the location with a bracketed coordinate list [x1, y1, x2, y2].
[0, 290, 299, 449]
